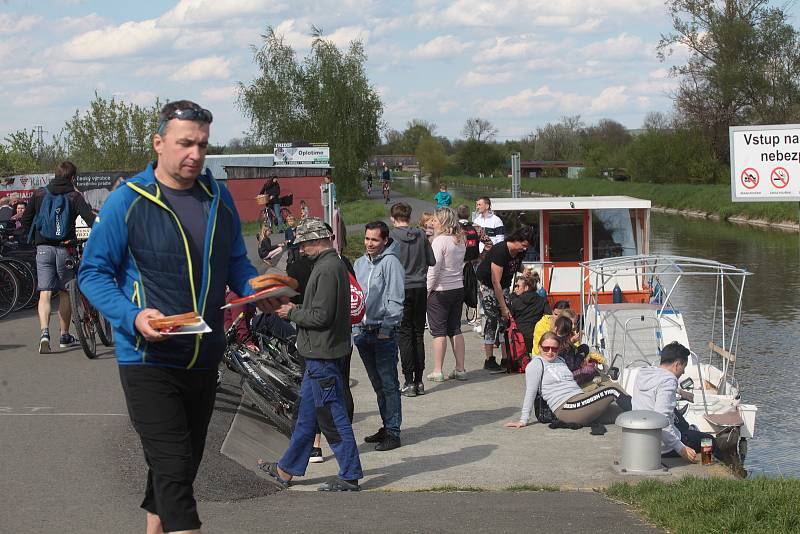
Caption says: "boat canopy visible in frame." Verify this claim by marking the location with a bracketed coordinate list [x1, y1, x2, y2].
[489, 196, 651, 212]
[580, 254, 752, 278]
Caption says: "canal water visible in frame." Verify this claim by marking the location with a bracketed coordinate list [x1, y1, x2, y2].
[405, 178, 800, 477]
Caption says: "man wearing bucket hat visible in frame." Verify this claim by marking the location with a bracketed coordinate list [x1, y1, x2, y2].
[259, 217, 363, 491]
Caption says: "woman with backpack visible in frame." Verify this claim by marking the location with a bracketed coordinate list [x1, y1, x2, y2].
[425, 207, 467, 382]
[504, 332, 631, 428]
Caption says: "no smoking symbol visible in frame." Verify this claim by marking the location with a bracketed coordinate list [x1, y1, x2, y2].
[770, 167, 789, 189]
[740, 168, 759, 189]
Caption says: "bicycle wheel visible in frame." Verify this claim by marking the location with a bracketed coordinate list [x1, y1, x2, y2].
[3, 259, 35, 311]
[68, 279, 97, 358]
[96, 314, 113, 346]
[0, 262, 19, 319]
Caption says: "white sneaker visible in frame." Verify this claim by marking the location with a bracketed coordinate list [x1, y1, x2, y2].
[309, 447, 325, 463]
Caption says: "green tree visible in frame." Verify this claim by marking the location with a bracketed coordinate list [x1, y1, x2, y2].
[659, 0, 800, 163]
[627, 126, 724, 184]
[532, 116, 583, 161]
[456, 139, 504, 176]
[581, 119, 632, 177]
[238, 27, 383, 200]
[415, 134, 447, 179]
[2, 129, 66, 173]
[63, 93, 161, 171]
[400, 119, 436, 153]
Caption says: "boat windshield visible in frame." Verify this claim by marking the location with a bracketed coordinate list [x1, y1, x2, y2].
[592, 209, 638, 259]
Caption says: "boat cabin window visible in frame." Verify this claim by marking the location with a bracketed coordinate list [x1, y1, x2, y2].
[498, 210, 540, 261]
[592, 209, 638, 259]
[548, 212, 585, 262]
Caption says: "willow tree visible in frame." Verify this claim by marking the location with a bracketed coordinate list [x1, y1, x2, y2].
[238, 27, 383, 200]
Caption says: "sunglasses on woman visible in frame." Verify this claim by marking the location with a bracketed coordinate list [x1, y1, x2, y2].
[540, 345, 559, 353]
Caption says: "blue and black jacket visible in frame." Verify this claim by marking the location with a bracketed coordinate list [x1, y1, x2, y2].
[78, 163, 257, 370]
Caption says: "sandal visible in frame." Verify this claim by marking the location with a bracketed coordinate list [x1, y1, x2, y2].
[318, 477, 360, 492]
[256, 459, 290, 489]
[426, 371, 445, 382]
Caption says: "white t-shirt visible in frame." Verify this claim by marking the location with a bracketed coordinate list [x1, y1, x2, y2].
[473, 211, 505, 253]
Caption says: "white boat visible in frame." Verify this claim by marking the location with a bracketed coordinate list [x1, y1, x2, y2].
[489, 196, 757, 454]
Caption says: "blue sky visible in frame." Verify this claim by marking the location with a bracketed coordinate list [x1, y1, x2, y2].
[2, 0, 797, 146]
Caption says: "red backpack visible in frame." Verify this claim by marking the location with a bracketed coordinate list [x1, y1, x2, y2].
[461, 222, 480, 262]
[504, 317, 530, 373]
[348, 271, 365, 325]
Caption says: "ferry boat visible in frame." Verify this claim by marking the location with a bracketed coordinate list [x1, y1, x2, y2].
[489, 196, 756, 454]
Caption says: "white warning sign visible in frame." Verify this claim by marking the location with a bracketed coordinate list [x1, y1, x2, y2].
[730, 124, 800, 202]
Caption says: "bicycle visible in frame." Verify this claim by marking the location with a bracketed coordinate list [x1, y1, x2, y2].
[65, 240, 113, 358]
[382, 179, 391, 203]
[223, 313, 301, 437]
[366, 178, 373, 195]
[0, 227, 38, 318]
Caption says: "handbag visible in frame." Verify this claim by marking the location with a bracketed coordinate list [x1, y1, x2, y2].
[532, 358, 556, 423]
[504, 317, 530, 373]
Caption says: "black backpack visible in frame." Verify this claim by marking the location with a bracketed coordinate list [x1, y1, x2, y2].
[462, 262, 478, 308]
[461, 222, 480, 262]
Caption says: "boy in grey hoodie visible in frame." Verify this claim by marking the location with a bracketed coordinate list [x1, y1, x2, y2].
[389, 203, 436, 397]
[632, 341, 735, 463]
[354, 221, 405, 451]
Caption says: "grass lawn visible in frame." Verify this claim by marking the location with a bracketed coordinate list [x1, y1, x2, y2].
[605, 476, 800, 534]
[441, 176, 798, 224]
[338, 199, 389, 226]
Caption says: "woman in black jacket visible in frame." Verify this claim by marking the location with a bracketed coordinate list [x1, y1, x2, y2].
[509, 272, 550, 355]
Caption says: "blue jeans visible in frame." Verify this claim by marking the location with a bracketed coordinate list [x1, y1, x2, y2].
[272, 202, 283, 227]
[354, 330, 402, 437]
[278, 358, 362, 481]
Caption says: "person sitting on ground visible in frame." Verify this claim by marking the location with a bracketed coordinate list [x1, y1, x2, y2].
[533, 299, 571, 353]
[434, 183, 452, 209]
[552, 315, 598, 386]
[299, 199, 310, 219]
[257, 224, 283, 264]
[418, 212, 435, 243]
[509, 272, 550, 356]
[505, 332, 631, 428]
[631, 341, 739, 464]
[426, 207, 467, 382]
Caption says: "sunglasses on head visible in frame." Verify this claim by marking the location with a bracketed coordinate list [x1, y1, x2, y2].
[157, 106, 213, 134]
[540, 345, 559, 353]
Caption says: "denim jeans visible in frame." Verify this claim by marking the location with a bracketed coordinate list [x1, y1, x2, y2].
[278, 358, 362, 481]
[272, 202, 283, 227]
[354, 330, 402, 437]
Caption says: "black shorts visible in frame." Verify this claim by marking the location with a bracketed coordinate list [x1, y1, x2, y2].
[118, 365, 217, 532]
[427, 288, 464, 338]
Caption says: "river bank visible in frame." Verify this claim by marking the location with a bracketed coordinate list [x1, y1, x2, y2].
[438, 176, 799, 231]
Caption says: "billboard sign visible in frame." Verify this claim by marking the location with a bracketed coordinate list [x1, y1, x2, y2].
[273, 143, 330, 166]
[730, 124, 800, 201]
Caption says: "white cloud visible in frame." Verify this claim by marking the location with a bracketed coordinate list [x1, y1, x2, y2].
[473, 35, 555, 63]
[327, 25, 370, 47]
[590, 85, 628, 112]
[9, 86, 65, 108]
[58, 13, 106, 33]
[457, 69, 514, 87]
[410, 35, 470, 59]
[160, 0, 284, 26]
[272, 19, 314, 49]
[649, 68, 669, 79]
[61, 19, 178, 60]
[438, 100, 458, 113]
[173, 29, 225, 50]
[580, 33, 646, 61]
[201, 85, 239, 102]
[573, 18, 602, 33]
[169, 56, 232, 81]
[3, 68, 45, 84]
[112, 90, 159, 106]
[0, 13, 40, 34]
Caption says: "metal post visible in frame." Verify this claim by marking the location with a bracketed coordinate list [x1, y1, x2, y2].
[511, 152, 521, 198]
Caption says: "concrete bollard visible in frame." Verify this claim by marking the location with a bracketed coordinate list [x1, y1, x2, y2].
[614, 410, 669, 474]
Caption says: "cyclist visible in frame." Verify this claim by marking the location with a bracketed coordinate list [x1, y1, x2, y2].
[366, 172, 373, 195]
[20, 161, 95, 353]
[380, 164, 391, 204]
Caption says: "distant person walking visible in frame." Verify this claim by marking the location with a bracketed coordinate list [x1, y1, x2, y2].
[21, 161, 96, 353]
[380, 164, 391, 204]
[426, 207, 467, 381]
[389, 203, 436, 397]
[434, 183, 452, 208]
[354, 221, 405, 451]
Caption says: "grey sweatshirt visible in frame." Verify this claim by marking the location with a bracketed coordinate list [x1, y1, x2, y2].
[389, 226, 435, 289]
[287, 249, 352, 360]
[631, 366, 683, 454]
[519, 356, 583, 424]
[353, 239, 405, 337]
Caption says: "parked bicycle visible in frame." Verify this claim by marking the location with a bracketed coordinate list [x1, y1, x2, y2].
[222, 312, 301, 437]
[0, 226, 38, 319]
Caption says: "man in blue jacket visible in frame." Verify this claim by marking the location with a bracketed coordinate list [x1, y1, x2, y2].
[354, 221, 405, 451]
[79, 100, 263, 534]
